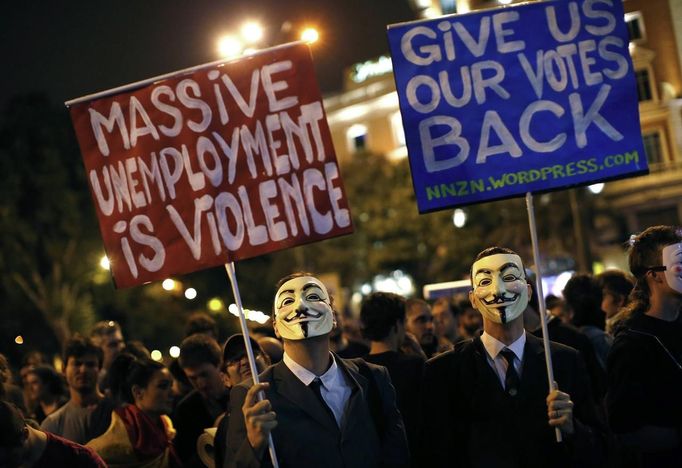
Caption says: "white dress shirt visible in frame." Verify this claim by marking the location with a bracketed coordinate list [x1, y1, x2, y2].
[283, 352, 352, 427]
[480, 330, 526, 389]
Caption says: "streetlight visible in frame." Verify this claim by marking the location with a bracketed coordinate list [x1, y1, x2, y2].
[241, 22, 264, 44]
[217, 35, 243, 59]
[453, 209, 467, 228]
[588, 183, 605, 194]
[162, 279, 176, 291]
[300, 27, 319, 44]
[185, 288, 197, 300]
[169, 346, 181, 358]
[99, 256, 110, 270]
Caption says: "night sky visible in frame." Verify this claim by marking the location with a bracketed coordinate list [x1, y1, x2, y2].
[0, 0, 416, 107]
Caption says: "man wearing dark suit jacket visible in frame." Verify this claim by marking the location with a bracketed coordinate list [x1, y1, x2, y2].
[225, 272, 409, 468]
[420, 247, 605, 468]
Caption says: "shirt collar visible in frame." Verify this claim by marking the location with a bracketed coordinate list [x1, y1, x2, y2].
[283, 351, 339, 387]
[481, 330, 526, 361]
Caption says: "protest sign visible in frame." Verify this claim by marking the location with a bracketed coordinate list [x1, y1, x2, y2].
[68, 43, 353, 288]
[388, 0, 647, 213]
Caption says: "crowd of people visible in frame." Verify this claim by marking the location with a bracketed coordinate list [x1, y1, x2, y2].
[1, 224, 681, 467]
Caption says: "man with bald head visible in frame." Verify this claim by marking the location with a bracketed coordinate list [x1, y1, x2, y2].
[225, 272, 408, 468]
[420, 247, 605, 467]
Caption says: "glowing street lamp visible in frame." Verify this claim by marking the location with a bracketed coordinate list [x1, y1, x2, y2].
[185, 288, 197, 300]
[241, 21, 264, 44]
[169, 346, 181, 358]
[99, 256, 110, 270]
[162, 279, 176, 291]
[217, 35, 243, 58]
[300, 27, 319, 44]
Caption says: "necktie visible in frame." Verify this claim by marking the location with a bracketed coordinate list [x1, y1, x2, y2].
[309, 378, 338, 425]
[499, 349, 521, 397]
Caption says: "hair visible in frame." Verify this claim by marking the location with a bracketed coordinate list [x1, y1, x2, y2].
[360, 292, 406, 341]
[562, 274, 605, 329]
[126, 359, 165, 404]
[0, 401, 25, 448]
[178, 333, 222, 369]
[185, 312, 219, 338]
[596, 269, 635, 302]
[90, 320, 122, 345]
[432, 297, 459, 318]
[26, 365, 67, 397]
[124, 341, 151, 360]
[0, 354, 10, 384]
[63, 335, 103, 369]
[470, 246, 523, 285]
[405, 298, 429, 317]
[168, 359, 190, 388]
[107, 352, 138, 403]
[624, 225, 682, 318]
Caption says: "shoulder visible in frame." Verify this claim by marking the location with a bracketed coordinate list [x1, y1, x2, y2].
[41, 402, 69, 430]
[44, 432, 106, 467]
[426, 338, 476, 370]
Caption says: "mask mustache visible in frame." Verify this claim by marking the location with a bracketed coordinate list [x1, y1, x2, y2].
[482, 293, 519, 305]
[283, 307, 323, 323]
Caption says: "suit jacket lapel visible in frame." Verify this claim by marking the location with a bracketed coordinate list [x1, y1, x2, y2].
[336, 358, 365, 436]
[272, 361, 340, 435]
[473, 336, 506, 393]
[519, 334, 549, 399]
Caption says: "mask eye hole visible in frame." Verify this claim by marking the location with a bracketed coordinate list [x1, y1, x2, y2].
[478, 278, 491, 287]
[503, 274, 519, 282]
[306, 293, 321, 301]
[280, 297, 294, 307]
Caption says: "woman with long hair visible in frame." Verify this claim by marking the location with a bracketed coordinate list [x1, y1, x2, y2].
[87, 356, 181, 467]
[606, 225, 682, 467]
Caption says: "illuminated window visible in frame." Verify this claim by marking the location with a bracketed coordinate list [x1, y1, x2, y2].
[624, 12, 645, 43]
[390, 112, 406, 147]
[347, 124, 368, 153]
[642, 132, 663, 165]
[635, 70, 653, 102]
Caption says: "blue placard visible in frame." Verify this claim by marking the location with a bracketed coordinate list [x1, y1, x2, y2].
[387, 0, 647, 213]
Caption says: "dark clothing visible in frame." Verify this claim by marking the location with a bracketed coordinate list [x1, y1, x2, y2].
[173, 389, 229, 467]
[335, 339, 370, 359]
[34, 432, 106, 468]
[421, 333, 605, 468]
[225, 357, 409, 468]
[606, 313, 682, 467]
[364, 351, 424, 465]
[215, 412, 229, 468]
[533, 317, 607, 400]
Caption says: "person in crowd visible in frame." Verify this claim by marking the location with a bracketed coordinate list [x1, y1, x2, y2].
[421, 247, 605, 467]
[87, 357, 181, 467]
[432, 296, 460, 352]
[0, 353, 27, 413]
[24, 365, 68, 423]
[174, 333, 229, 466]
[563, 274, 612, 371]
[405, 298, 438, 357]
[329, 308, 370, 358]
[257, 337, 284, 364]
[226, 272, 409, 468]
[361, 291, 425, 466]
[40, 336, 114, 445]
[531, 302, 607, 401]
[596, 269, 635, 335]
[90, 320, 126, 393]
[185, 311, 219, 340]
[0, 400, 106, 467]
[606, 226, 682, 467]
[168, 359, 192, 405]
[456, 299, 483, 340]
[214, 334, 271, 468]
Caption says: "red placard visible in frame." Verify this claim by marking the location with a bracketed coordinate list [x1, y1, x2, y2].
[69, 43, 353, 288]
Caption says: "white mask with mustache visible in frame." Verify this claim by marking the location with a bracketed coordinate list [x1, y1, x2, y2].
[470, 254, 529, 324]
[274, 276, 335, 340]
